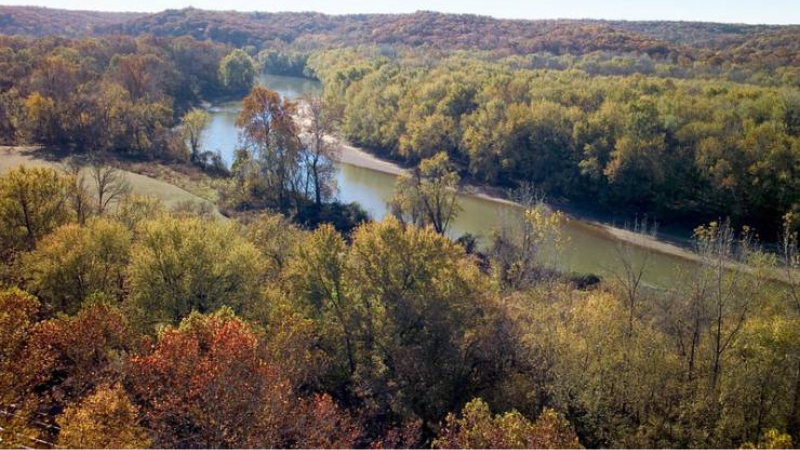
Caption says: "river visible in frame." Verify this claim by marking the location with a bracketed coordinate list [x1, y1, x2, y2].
[203, 74, 695, 287]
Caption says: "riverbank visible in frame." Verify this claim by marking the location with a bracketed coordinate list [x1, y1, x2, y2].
[330, 137, 704, 265]
[294, 97, 702, 264]
[331, 140, 800, 285]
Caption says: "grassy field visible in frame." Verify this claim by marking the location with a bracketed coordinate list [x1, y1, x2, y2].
[0, 146, 225, 220]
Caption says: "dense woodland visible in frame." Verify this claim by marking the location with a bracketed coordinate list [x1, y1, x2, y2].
[0, 6, 799, 450]
[307, 49, 799, 237]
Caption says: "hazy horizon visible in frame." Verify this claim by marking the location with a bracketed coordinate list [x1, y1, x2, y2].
[2, 0, 799, 25]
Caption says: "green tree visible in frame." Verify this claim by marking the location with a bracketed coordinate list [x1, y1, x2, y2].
[460, 98, 510, 184]
[344, 217, 493, 421]
[219, 49, 257, 94]
[389, 152, 462, 235]
[0, 166, 71, 254]
[720, 316, 799, 446]
[341, 63, 407, 152]
[241, 212, 304, 280]
[399, 112, 458, 161]
[284, 224, 355, 383]
[284, 217, 504, 423]
[544, 290, 684, 447]
[114, 194, 166, 230]
[23, 218, 131, 315]
[182, 108, 212, 164]
[126, 216, 263, 328]
[603, 98, 667, 208]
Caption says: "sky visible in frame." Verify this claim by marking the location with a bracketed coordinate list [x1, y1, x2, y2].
[4, 0, 800, 24]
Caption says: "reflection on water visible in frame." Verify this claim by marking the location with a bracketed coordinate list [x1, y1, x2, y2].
[205, 74, 691, 287]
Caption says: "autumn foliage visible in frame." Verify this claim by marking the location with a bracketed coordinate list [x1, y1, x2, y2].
[56, 385, 151, 449]
[3, 6, 795, 69]
[0, 7, 798, 448]
[434, 399, 583, 449]
[127, 309, 359, 448]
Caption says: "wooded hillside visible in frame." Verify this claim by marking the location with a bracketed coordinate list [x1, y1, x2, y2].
[1, 6, 798, 68]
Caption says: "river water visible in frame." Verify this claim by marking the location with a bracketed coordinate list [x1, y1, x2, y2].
[203, 74, 694, 287]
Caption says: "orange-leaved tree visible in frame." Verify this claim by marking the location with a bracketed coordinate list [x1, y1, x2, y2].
[126, 308, 360, 448]
[233, 86, 301, 210]
[23, 301, 137, 418]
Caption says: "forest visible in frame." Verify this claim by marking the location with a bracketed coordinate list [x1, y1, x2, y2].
[307, 49, 799, 237]
[0, 6, 798, 450]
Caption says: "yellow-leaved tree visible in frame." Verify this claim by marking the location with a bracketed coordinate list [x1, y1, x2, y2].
[126, 215, 264, 329]
[0, 166, 71, 255]
[433, 398, 582, 449]
[23, 218, 131, 315]
[56, 385, 151, 449]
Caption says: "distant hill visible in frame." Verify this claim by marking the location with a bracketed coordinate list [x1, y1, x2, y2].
[603, 20, 800, 65]
[0, 6, 797, 66]
[0, 6, 145, 37]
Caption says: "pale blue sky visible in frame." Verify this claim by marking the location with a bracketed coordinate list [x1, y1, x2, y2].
[5, 0, 799, 24]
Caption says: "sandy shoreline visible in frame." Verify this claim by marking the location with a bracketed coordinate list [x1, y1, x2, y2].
[333, 141, 800, 286]
[335, 140, 405, 177]
[330, 138, 704, 264]
[333, 142, 800, 286]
